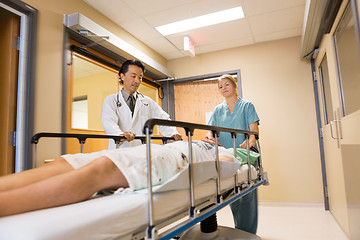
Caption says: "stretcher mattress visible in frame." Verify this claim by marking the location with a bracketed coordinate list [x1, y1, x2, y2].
[0, 165, 257, 240]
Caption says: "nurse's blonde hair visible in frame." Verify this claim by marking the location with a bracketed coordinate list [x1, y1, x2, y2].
[218, 74, 239, 96]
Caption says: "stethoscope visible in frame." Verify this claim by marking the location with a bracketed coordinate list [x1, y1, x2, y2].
[116, 91, 149, 108]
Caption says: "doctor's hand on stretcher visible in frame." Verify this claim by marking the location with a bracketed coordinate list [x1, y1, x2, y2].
[120, 131, 136, 142]
[120, 132, 182, 142]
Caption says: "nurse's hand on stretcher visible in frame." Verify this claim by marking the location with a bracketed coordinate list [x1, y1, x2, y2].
[120, 131, 136, 142]
[239, 135, 256, 149]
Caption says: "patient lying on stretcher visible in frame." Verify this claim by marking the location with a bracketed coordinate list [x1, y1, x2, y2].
[0, 139, 236, 217]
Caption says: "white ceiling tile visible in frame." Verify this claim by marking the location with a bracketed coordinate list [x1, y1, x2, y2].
[243, 0, 305, 16]
[249, 5, 305, 35]
[145, 37, 180, 54]
[121, 0, 197, 16]
[83, 0, 138, 23]
[254, 27, 302, 43]
[186, 20, 252, 46]
[119, 18, 162, 41]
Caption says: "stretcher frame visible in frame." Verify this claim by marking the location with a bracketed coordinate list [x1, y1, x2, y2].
[142, 118, 267, 240]
[29, 119, 268, 240]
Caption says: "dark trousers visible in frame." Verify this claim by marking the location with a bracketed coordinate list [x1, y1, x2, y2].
[229, 189, 258, 234]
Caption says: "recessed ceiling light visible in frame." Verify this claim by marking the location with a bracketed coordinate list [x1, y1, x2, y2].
[155, 6, 245, 36]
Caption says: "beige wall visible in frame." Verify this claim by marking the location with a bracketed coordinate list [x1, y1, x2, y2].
[23, 0, 167, 163]
[168, 37, 324, 203]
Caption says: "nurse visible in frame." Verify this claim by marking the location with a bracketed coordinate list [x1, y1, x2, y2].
[206, 74, 260, 234]
[101, 60, 181, 149]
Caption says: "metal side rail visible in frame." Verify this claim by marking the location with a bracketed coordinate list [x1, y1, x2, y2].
[31, 132, 174, 167]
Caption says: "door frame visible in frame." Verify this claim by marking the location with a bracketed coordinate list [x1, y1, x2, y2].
[160, 70, 241, 119]
[0, 0, 38, 171]
[310, 58, 330, 210]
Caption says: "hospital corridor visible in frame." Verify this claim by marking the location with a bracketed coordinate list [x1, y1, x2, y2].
[0, 0, 359, 239]
[218, 204, 348, 240]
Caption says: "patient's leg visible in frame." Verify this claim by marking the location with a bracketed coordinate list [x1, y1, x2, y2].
[0, 156, 128, 217]
[0, 158, 73, 192]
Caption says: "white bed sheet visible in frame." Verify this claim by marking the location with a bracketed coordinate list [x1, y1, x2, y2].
[0, 165, 257, 240]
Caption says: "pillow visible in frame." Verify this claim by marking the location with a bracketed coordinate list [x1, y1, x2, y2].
[227, 148, 260, 165]
[151, 160, 240, 193]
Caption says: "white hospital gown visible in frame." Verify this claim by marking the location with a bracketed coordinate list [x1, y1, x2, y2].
[61, 141, 234, 191]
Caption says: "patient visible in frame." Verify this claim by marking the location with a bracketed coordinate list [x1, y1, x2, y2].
[0, 139, 235, 217]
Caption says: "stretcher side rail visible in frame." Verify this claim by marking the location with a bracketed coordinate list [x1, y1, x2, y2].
[31, 132, 174, 167]
[31, 132, 175, 145]
[142, 118, 266, 240]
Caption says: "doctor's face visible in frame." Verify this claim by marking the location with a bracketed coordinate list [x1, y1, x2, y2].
[120, 65, 144, 94]
[218, 78, 236, 98]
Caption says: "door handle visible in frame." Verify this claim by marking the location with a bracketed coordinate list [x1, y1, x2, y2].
[330, 120, 341, 139]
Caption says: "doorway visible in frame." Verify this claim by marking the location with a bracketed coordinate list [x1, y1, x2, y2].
[161, 70, 241, 140]
[0, 1, 38, 173]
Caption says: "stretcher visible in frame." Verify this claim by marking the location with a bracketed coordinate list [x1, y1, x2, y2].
[0, 119, 268, 240]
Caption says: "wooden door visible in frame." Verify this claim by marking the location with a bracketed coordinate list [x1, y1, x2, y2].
[174, 80, 224, 140]
[0, 8, 20, 176]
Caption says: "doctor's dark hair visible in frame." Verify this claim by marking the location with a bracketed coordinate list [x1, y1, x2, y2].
[118, 60, 145, 84]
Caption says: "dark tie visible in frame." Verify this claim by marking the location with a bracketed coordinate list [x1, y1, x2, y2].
[129, 95, 135, 115]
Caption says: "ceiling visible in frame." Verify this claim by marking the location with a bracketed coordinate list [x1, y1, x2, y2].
[83, 0, 306, 60]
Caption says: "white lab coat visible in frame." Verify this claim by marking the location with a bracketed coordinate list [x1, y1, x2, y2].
[101, 91, 179, 149]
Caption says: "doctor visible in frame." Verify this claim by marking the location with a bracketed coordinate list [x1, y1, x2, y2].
[101, 60, 181, 149]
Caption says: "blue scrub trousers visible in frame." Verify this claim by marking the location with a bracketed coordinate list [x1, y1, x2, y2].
[230, 188, 258, 234]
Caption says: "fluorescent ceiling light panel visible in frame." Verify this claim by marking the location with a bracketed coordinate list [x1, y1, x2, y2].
[155, 6, 244, 36]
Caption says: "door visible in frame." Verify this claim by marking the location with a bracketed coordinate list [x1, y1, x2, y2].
[315, 35, 349, 235]
[333, 2, 360, 239]
[0, 8, 20, 176]
[315, 1, 360, 238]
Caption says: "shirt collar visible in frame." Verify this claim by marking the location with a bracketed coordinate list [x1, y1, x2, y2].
[121, 89, 137, 100]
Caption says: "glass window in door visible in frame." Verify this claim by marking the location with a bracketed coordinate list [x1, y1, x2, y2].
[334, 3, 360, 116]
[319, 55, 334, 125]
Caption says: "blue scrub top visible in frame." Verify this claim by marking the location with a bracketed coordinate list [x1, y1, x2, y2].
[207, 98, 259, 148]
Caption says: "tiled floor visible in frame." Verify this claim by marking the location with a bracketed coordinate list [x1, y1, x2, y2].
[217, 202, 349, 240]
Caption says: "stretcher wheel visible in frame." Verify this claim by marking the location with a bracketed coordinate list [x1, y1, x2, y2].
[179, 225, 261, 240]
